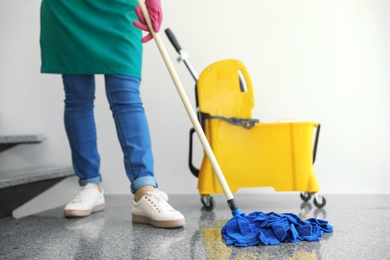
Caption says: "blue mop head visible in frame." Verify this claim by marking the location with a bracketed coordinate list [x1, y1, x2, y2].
[221, 211, 333, 247]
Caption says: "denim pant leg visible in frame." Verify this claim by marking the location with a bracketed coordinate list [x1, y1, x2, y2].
[62, 75, 102, 186]
[104, 75, 157, 194]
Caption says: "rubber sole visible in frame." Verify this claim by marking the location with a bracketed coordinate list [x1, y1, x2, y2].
[64, 204, 105, 218]
[132, 214, 185, 228]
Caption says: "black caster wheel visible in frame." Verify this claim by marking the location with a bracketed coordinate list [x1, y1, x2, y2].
[313, 196, 326, 208]
[201, 195, 215, 211]
[300, 192, 312, 202]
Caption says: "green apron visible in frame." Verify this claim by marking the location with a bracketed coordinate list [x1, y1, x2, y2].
[40, 0, 142, 78]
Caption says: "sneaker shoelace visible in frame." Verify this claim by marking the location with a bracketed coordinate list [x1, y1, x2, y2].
[145, 191, 175, 213]
[155, 189, 169, 201]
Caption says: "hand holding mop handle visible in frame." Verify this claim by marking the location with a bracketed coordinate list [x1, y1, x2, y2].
[137, 0, 241, 216]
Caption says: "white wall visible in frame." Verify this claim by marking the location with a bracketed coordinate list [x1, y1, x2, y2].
[1, 0, 389, 196]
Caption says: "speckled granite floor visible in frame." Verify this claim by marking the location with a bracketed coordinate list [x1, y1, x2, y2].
[0, 193, 389, 259]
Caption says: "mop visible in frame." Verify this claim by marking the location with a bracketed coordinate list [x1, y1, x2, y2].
[136, 0, 333, 246]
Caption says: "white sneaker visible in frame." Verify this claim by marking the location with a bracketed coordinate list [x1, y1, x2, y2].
[64, 183, 105, 217]
[132, 190, 185, 228]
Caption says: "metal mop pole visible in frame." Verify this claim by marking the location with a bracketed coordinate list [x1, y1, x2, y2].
[164, 28, 199, 81]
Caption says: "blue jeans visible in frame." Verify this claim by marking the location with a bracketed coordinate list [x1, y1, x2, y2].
[62, 74, 157, 194]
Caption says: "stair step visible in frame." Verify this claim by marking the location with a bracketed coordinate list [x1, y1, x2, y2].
[0, 165, 74, 189]
[0, 165, 74, 218]
[0, 135, 46, 153]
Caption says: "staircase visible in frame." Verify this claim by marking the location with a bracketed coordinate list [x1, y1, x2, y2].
[0, 135, 74, 219]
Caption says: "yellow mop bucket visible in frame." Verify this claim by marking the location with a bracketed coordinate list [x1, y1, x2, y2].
[195, 59, 322, 204]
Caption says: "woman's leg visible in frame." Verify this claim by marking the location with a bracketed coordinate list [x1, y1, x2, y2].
[62, 74, 105, 218]
[104, 74, 184, 228]
[63, 74, 102, 185]
[104, 74, 157, 194]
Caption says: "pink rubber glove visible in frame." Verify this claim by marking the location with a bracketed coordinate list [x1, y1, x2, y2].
[133, 0, 163, 43]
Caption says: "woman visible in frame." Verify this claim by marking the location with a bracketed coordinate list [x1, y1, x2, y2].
[40, 0, 185, 228]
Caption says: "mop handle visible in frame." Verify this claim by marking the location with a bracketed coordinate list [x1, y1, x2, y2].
[137, 0, 235, 203]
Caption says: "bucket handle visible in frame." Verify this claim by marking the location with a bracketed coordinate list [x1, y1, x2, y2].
[313, 124, 321, 164]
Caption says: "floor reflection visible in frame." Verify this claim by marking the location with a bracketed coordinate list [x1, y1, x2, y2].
[130, 223, 186, 259]
[64, 213, 105, 259]
[299, 202, 327, 220]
